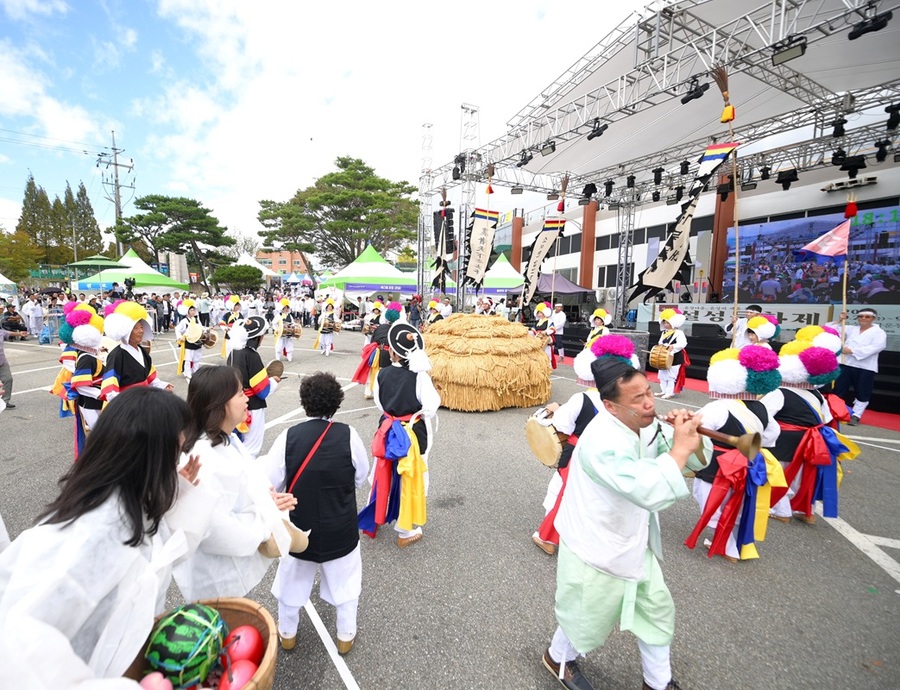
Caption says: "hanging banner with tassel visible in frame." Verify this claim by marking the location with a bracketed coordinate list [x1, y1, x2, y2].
[521, 218, 565, 304]
[463, 208, 500, 291]
[431, 188, 455, 293]
[629, 142, 738, 302]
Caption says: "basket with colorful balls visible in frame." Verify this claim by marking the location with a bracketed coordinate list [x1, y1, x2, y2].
[124, 597, 276, 690]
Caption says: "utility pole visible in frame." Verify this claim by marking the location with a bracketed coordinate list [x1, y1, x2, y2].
[97, 130, 135, 257]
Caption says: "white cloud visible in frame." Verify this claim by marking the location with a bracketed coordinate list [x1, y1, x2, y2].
[0, 0, 68, 22]
[141, 1, 646, 237]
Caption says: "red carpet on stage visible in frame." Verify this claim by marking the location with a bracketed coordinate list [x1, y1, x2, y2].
[558, 357, 899, 433]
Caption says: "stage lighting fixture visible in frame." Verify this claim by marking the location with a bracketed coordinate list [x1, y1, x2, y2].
[848, 8, 893, 40]
[759, 166, 771, 180]
[831, 148, 847, 165]
[832, 118, 847, 138]
[516, 150, 533, 168]
[626, 174, 636, 188]
[895, 152, 900, 163]
[454, 153, 467, 173]
[652, 167, 665, 185]
[511, 186, 524, 195]
[771, 34, 807, 65]
[741, 181, 758, 192]
[666, 195, 679, 205]
[578, 197, 593, 206]
[652, 191, 661, 202]
[886, 104, 900, 130]
[675, 185, 685, 202]
[604, 180, 614, 197]
[840, 155, 867, 178]
[582, 183, 598, 197]
[540, 141, 556, 156]
[680, 160, 690, 175]
[452, 166, 461, 181]
[874, 140, 890, 162]
[546, 192, 560, 201]
[775, 169, 798, 190]
[586, 119, 609, 141]
[680, 77, 710, 105]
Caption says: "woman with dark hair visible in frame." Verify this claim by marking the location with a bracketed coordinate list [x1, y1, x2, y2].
[0, 387, 218, 687]
[173, 365, 306, 601]
[261, 371, 369, 655]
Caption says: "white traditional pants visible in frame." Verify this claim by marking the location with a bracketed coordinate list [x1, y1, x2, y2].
[658, 364, 680, 396]
[183, 349, 203, 378]
[241, 408, 266, 458]
[692, 478, 740, 559]
[273, 544, 362, 641]
[276, 336, 294, 362]
[319, 332, 334, 355]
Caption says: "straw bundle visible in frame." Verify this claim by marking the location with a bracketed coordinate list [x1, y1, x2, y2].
[425, 313, 552, 411]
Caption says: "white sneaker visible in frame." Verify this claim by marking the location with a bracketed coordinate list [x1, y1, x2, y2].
[660, 394, 674, 400]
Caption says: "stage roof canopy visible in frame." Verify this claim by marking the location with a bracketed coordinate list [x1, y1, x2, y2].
[423, 0, 900, 199]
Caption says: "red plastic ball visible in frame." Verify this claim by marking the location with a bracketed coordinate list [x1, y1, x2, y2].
[219, 625, 265, 667]
[217, 659, 258, 690]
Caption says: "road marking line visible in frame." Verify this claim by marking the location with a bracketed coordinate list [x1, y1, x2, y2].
[816, 505, 900, 585]
[866, 536, 900, 550]
[845, 435, 900, 444]
[304, 601, 361, 690]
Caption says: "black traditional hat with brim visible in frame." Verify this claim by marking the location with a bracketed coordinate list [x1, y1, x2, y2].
[388, 322, 424, 358]
[591, 357, 637, 393]
[243, 316, 268, 340]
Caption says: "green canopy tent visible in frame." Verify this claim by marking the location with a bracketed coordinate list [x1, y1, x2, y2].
[317, 245, 416, 298]
[75, 249, 189, 293]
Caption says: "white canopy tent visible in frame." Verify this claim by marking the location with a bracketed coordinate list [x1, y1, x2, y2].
[236, 254, 279, 279]
[0, 270, 16, 296]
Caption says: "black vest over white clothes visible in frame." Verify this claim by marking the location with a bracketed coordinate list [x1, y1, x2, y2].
[559, 393, 598, 469]
[371, 322, 392, 367]
[377, 364, 428, 452]
[770, 388, 825, 465]
[284, 419, 358, 563]
[695, 400, 768, 483]
[227, 347, 268, 410]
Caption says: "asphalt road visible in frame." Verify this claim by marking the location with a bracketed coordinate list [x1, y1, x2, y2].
[1, 329, 898, 690]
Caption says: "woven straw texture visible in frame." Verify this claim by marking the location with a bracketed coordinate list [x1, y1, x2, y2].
[424, 314, 551, 411]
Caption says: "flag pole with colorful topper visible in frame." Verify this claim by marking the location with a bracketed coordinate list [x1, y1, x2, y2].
[711, 65, 744, 345]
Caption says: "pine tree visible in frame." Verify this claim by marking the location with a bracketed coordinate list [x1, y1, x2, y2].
[75, 182, 103, 256]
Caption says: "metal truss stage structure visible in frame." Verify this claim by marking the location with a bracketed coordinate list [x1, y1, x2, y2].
[417, 0, 900, 314]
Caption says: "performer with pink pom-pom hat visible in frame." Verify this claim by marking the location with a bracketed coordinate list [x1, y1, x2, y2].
[684, 345, 784, 563]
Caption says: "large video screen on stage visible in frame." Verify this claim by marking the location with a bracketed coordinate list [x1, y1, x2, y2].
[722, 203, 899, 306]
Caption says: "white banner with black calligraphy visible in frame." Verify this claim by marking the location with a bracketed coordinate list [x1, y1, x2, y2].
[463, 208, 500, 292]
[521, 218, 565, 305]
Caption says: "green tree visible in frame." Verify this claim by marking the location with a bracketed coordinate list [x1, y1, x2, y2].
[116, 194, 174, 266]
[0, 229, 43, 282]
[49, 196, 72, 264]
[16, 174, 55, 263]
[260, 157, 418, 270]
[120, 195, 235, 291]
[210, 265, 263, 294]
[74, 182, 103, 256]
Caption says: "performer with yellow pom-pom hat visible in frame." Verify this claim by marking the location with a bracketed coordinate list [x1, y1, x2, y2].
[530, 302, 557, 368]
[313, 298, 338, 356]
[362, 300, 383, 344]
[762, 340, 859, 524]
[422, 299, 443, 331]
[745, 314, 780, 349]
[64, 304, 106, 457]
[274, 298, 300, 362]
[584, 308, 612, 349]
[174, 299, 203, 380]
[684, 345, 784, 563]
[101, 300, 172, 402]
[219, 294, 243, 359]
[655, 308, 688, 399]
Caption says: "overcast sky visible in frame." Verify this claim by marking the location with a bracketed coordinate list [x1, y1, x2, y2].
[0, 0, 652, 248]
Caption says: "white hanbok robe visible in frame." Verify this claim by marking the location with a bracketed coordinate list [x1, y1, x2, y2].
[0, 479, 217, 687]
[173, 434, 290, 601]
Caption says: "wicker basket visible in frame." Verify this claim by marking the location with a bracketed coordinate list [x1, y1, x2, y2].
[123, 597, 278, 690]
